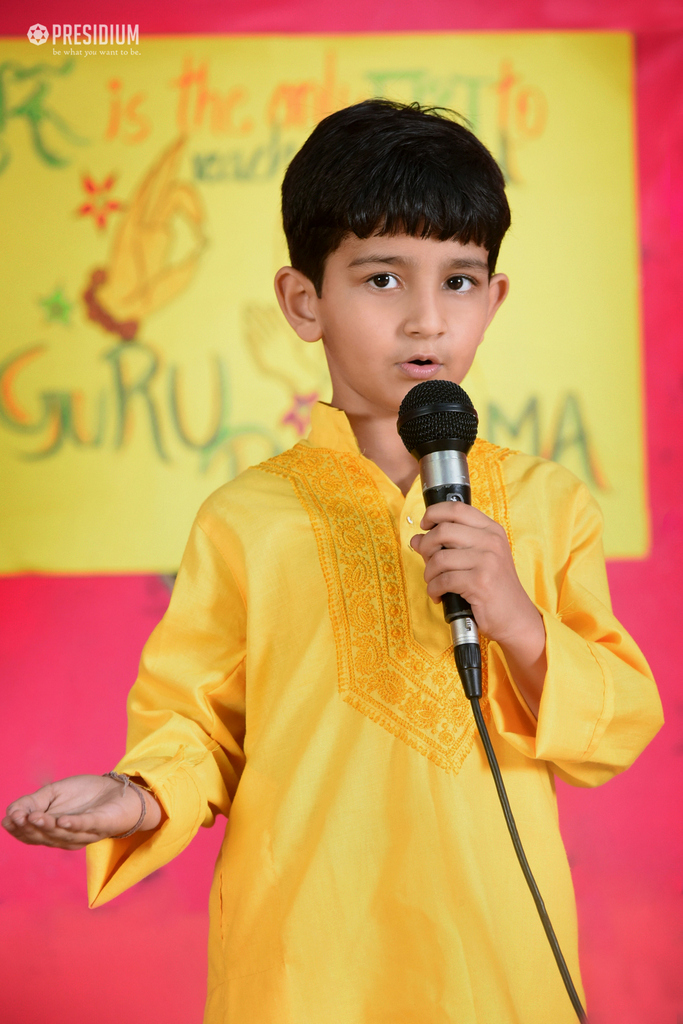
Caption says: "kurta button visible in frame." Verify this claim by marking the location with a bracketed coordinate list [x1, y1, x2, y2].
[406, 515, 413, 525]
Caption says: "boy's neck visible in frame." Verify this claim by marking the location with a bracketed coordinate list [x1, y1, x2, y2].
[343, 408, 420, 496]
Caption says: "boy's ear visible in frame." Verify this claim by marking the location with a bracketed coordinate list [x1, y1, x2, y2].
[273, 267, 323, 343]
[484, 273, 510, 329]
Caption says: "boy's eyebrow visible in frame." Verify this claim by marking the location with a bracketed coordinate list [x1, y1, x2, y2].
[347, 254, 489, 272]
[446, 257, 489, 272]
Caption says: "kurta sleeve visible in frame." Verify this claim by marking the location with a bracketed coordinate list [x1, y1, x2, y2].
[486, 461, 663, 787]
[86, 513, 247, 908]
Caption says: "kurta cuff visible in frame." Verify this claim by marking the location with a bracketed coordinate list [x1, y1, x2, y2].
[487, 640, 538, 747]
[87, 752, 206, 908]
[486, 606, 614, 765]
[535, 607, 614, 763]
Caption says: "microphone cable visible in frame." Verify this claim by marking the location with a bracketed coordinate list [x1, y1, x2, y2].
[467, 690, 588, 1023]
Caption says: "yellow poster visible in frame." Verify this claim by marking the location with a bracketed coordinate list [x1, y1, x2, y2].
[0, 32, 645, 571]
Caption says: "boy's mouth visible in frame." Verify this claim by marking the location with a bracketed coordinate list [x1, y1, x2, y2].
[399, 357, 442, 380]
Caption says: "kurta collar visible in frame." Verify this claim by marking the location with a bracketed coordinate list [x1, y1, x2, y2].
[307, 402, 362, 455]
[305, 402, 423, 520]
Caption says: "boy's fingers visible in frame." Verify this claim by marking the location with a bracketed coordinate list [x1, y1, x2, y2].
[422, 547, 479, 584]
[1, 806, 53, 833]
[54, 810, 112, 835]
[426, 571, 474, 603]
[2, 814, 24, 833]
[3, 810, 108, 848]
[3, 808, 28, 827]
[26, 810, 55, 828]
[419, 502, 490, 531]
[411, 522, 477, 558]
[15, 824, 94, 849]
[5, 787, 54, 818]
[3, 815, 65, 846]
[47, 820, 105, 846]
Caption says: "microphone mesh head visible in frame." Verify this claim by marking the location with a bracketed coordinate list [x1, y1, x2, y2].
[397, 380, 478, 454]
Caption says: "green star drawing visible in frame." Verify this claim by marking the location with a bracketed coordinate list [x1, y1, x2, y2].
[39, 286, 73, 325]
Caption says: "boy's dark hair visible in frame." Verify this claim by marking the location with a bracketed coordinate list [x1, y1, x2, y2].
[281, 99, 511, 295]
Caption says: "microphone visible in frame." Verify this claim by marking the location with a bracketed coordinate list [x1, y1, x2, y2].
[398, 382, 588, 1021]
[397, 380, 482, 699]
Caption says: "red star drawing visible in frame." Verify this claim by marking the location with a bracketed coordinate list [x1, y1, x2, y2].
[281, 392, 319, 435]
[76, 173, 123, 229]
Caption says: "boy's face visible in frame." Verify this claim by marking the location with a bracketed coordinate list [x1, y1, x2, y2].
[275, 232, 508, 420]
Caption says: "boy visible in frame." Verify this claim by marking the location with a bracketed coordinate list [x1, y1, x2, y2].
[3, 100, 663, 1023]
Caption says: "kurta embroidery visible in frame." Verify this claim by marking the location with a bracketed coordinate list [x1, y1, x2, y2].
[259, 438, 513, 775]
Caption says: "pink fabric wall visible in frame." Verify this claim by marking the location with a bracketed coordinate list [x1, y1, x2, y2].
[2, 3, 682, 1022]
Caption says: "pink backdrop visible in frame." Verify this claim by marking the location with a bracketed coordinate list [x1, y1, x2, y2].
[2, 3, 682, 1022]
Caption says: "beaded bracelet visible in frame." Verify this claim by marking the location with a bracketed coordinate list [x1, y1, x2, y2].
[103, 771, 149, 838]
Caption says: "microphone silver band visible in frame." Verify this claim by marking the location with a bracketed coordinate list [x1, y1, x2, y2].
[450, 616, 479, 647]
[419, 449, 470, 493]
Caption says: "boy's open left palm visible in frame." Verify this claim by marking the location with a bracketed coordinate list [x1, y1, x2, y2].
[2, 774, 159, 850]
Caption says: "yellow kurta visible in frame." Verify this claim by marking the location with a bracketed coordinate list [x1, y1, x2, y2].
[87, 402, 663, 1024]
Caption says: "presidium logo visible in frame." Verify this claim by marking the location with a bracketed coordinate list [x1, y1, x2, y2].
[27, 23, 140, 46]
[27, 24, 49, 44]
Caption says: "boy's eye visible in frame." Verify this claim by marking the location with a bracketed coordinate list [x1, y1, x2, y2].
[369, 273, 398, 289]
[446, 275, 474, 292]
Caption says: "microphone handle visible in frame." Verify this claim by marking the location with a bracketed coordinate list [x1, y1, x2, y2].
[423, 478, 483, 699]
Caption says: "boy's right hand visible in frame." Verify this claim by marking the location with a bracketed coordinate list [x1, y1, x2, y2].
[2, 774, 162, 850]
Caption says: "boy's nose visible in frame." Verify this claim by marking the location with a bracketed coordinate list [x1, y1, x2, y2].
[403, 293, 447, 338]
